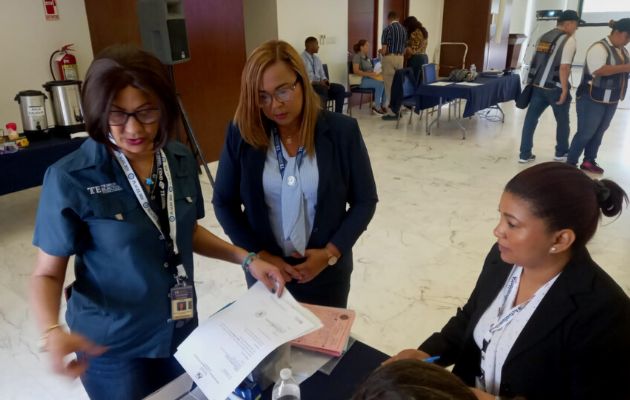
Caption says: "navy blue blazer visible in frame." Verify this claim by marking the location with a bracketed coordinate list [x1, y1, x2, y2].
[212, 111, 378, 282]
[420, 244, 630, 399]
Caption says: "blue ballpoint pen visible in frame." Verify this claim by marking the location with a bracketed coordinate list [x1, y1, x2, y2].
[423, 356, 441, 363]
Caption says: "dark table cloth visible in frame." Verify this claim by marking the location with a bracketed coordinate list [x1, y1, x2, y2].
[0, 137, 86, 195]
[415, 74, 521, 117]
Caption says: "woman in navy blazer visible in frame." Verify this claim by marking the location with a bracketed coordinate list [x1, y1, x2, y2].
[213, 40, 378, 308]
[388, 163, 630, 399]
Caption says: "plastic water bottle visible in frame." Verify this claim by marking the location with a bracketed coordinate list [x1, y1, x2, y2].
[470, 64, 477, 74]
[271, 368, 300, 400]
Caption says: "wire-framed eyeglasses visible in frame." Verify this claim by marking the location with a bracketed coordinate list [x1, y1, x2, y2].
[258, 78, 299, 107]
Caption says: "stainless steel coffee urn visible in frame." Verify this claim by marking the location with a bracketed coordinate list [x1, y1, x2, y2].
[14, 90, 49, 140]
[43, 80, 85, 136]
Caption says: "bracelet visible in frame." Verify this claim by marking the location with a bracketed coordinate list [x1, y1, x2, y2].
[38, 323, 64, 352]
[241, 252, 257, 274]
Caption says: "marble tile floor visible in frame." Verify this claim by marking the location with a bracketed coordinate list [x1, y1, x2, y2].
[1, 101, 629, 399]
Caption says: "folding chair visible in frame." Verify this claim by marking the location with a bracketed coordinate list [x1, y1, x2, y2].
[395, 68, 421, 129]
[347, 61, 374, 115]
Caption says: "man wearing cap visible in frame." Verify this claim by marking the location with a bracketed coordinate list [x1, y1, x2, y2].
[567, 18, 630, 174]
[518, 10, 583, 164]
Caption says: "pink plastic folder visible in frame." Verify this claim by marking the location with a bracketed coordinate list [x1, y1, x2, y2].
[290, 303, 356, 357]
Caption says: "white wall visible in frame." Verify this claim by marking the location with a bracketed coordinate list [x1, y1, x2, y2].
[515, 0, 629, 85]
[276, 0, 349, 85]
[243, 0, 279, 57]
[510, 0, 537, 67]
[566, 0, 630, 61]
[408, 0, 445, 63]
[0, 0, 92, 132]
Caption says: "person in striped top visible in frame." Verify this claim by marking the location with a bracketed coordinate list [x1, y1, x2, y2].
[380, 11, 408, 117]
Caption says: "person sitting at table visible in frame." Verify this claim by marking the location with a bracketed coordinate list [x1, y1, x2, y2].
[387, 162, 630, 399]
[352, 39, 387, 115]
[213, 40, 378, 308]
[29, 44, 285, 400]
[353, 359, 478, 400]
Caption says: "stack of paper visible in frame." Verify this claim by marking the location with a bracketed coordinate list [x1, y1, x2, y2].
[290, 304, 355, 357]
[174, 282, 322, 400]
[428, 81, 453, 86]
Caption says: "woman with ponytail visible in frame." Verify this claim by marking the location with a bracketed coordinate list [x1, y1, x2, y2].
[388, 162, 630, 399]
[567, 18, 630, 174]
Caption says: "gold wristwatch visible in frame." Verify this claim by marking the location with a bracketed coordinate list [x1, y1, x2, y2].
[325, 248, 338, 266]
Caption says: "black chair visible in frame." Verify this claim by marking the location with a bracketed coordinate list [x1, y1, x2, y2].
[388, 67, 421, 128]
[347, 61, 374, 115]
[408, 53, 429, 83]
[322, 64, 352, 114]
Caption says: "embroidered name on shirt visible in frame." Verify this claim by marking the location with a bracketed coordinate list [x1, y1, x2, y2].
[86, 183, 123, 195]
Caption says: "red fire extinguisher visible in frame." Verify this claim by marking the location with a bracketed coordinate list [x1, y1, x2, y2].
[49, 44, 79, 81]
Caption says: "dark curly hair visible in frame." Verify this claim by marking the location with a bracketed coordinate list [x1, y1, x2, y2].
[402, 16, 428, 39]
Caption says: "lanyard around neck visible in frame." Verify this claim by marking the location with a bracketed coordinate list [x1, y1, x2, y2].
[112, 148, 187, 281]
[272, 128, 305, 179]
[307, 53, 316, 76]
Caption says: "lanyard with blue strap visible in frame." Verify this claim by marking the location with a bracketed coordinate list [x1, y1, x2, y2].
[272, 127, 309, 254]
[272, 127, 305, 181]
[477, 267, 558, 392]
[307, 53, 317, 80]
[112, 142, 194, 322]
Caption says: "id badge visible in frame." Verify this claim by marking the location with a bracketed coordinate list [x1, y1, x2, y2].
[170, 284, 194, 321]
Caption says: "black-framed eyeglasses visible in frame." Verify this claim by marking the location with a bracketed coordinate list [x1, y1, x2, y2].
[108, 108, 161, 126]
[258, 78, 299, 107]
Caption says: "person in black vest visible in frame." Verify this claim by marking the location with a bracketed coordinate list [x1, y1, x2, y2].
[518, 10, 582, 164]
[567, 18, 630, 174]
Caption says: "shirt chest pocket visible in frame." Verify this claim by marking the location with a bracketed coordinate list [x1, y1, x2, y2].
[90, 193, 142, 221]
[87, 193, 156, 246]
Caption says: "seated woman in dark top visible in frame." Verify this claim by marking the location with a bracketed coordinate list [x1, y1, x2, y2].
[352, 39, 387, 115]
[387, 162, 630, 400]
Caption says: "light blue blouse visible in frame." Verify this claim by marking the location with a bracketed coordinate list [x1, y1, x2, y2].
[262, 139, 319, 257]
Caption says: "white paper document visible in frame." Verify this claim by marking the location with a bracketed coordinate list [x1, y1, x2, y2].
[175, 282, 322, 400]
[456, 82, 483, 86]
[428, 81, 454, 86]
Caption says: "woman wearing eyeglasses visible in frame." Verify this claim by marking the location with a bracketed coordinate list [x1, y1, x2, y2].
[29, 45, 284, 400]
[213, 40, 378, 308]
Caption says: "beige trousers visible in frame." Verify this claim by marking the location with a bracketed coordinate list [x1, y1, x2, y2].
[381, 54, 404, 109]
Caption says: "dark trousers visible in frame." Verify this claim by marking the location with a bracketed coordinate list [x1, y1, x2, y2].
[80, 354, 185, 400]
[567, 95, 618, 165]
[79, 319, 195, 400]
[313, 82, 346, 113]
[519, 86, 571, 159]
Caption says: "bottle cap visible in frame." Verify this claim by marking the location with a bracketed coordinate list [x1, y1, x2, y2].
[280, 368, 292, 380]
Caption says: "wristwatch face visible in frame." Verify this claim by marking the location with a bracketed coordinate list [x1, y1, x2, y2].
[328, 256, 338, 266]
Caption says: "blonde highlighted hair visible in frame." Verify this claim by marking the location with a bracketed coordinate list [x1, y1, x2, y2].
[234, 40, 321, 154]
